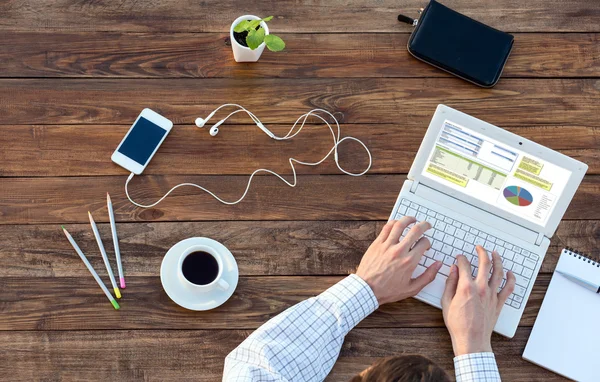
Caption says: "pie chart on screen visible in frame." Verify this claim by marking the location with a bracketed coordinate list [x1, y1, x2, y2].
[503, 186, 533, 207]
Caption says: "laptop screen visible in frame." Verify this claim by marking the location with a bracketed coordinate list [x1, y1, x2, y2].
[421, 119, 572, 226]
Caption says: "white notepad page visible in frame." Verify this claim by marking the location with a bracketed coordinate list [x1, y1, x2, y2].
[523, 249, 600, 381]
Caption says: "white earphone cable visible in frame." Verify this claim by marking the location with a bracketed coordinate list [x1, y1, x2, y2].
[125, 107, 372, 208]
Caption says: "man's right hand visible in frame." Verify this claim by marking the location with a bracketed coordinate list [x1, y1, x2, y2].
[356, 217, 442, 305]
[441, 246, 516, 356]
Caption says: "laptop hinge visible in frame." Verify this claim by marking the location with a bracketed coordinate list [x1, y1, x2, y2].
[410, 180, 419, 193]
[535, 232, 545, 246]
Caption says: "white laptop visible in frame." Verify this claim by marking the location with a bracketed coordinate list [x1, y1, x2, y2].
[390, 105, 588, 338]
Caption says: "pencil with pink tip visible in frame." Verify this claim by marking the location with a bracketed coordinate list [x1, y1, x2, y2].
[61, 226, 120, 310]
[107, 193, 125, 288]
[88, 211, 121, 299]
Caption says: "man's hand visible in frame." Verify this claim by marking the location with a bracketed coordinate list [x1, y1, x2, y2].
[356, 217, 442, 305]
[441, 246, 516, 356]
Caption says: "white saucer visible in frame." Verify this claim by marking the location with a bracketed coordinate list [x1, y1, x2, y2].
[160, 237, 239, 311]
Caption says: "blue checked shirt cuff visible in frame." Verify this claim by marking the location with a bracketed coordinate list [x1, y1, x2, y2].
[322, 274, 380, 332]
[454, 352, 501, 381]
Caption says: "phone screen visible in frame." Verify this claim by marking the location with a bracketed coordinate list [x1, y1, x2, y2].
[118, 117, 167, 165]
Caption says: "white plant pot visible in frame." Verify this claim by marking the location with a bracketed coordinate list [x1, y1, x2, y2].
[230, 15, 269, 62]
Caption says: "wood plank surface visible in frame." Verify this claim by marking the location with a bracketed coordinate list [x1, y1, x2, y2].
[2, 79, 600, 126]
[1, 1, 597, 381]
[0, 175, 597, 224]
[0, 274, 562, 330]
[0, 328, 563, 381]
[1, 0, 599, 32]
[2, 32, 599, 78]
[1, 221, 598, 278]
[1, 124, 598, 176]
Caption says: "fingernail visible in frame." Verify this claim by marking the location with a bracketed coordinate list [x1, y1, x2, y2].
[450, 264, 457, 273]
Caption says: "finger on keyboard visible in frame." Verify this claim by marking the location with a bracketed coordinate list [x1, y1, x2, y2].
[395, 199, 539, 311]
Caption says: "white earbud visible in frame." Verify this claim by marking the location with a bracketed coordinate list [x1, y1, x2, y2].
[195, 117, 206, 127]
[209, 119, 225, 136]
[195, 110, 219, 128]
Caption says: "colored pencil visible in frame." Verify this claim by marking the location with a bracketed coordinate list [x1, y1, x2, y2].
[62, 226, 119, 310]
[107, 193, 125, 288]
[88, 211, 121, 299]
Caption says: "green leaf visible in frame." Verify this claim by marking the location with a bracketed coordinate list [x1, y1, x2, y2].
[234, 20, 251, 33]
[264, 34, 285, 52]
[247, 16, 273, 31]
[247, 19, 261, 30]
[246, 27, 266, 50]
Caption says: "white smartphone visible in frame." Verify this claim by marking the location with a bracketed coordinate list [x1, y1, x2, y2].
[111, 108, 173, 175]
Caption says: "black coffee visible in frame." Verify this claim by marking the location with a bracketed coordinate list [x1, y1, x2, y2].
[182, 251, 219, 285]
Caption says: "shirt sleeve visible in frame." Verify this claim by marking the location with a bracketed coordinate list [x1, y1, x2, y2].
[222, 274, 379, 382]
[454, 352, 501, 381]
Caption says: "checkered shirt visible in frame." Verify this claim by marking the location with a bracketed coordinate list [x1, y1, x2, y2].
[223, 274, 501, 381]
[455, 352, 501, 381]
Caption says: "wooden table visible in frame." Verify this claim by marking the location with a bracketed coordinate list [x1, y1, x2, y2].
[1, 1, 599, 380]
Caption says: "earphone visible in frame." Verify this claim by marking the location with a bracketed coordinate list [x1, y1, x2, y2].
[195, 104, 275, 138]
[125, 104, 372, 208]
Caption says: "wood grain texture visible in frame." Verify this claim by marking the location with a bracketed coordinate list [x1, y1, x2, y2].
[0, 0, 598, 32]
[2, 79, 600, 126]
[1, 124, 598, 176]
[0, 274, 563, 331]
[0, 329, 563, 381]
[0, 1, 597, 380]
[0, 175, 597, 224]
[2, 32, 599, 78]
[2, 221, 598, 278]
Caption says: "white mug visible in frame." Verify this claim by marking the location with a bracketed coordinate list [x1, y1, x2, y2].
[177, 244, 230, 292]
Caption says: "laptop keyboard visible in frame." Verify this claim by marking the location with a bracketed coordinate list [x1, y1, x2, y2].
[396, 199, 540, 310]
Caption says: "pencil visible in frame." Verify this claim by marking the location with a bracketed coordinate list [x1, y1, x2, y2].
[107, 193, 125, 289]
[88, 212, 121, 299]
[62, 226, 120, 310]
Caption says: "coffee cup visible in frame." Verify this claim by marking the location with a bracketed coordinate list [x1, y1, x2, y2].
[177, 244, 230, 292]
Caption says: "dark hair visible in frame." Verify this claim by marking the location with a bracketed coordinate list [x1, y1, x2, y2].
[350, 355, 451, 382]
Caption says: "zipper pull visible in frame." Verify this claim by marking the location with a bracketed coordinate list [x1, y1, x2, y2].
[398, 7, 423, 26]
[397, 14, 418, 26]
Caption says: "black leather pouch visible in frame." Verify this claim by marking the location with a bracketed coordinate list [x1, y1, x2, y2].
[406, 0, 514, 87]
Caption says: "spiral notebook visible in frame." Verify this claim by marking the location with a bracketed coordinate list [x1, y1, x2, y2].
[523, 248, 600, 381]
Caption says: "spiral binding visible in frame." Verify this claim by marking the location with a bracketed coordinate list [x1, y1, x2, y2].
[565, 247, 600, 267]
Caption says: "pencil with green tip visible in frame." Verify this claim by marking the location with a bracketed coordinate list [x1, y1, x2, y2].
[61, 226, 120, 310]
[88, 211, 121, 299]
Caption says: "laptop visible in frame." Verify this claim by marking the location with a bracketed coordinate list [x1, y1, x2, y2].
[390, 105, 588, 338]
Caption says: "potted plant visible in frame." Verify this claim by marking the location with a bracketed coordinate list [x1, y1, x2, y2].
[230, 15, 285, 62]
